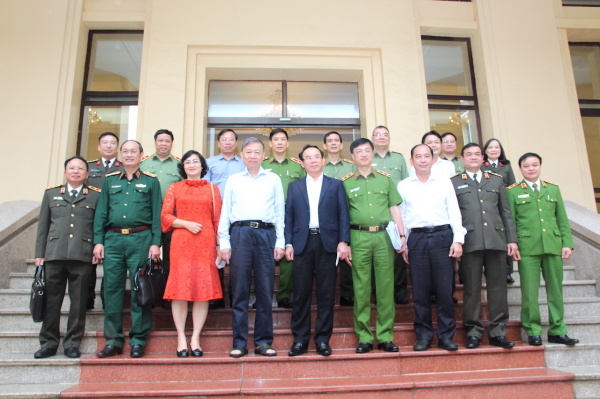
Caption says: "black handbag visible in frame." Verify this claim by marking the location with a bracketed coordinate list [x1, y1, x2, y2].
[133, 258, 167, 307]
[30, 265, 46, 323]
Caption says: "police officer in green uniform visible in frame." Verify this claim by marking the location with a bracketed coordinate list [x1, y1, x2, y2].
[507, 152, 578, 346]
[342, 138, 406, 353]
[322, 131, 356, 307]
[261, 128, 306, 309]
[93, 140, 162, 358]
[441, 132, 465, 174]
[33, 156, 101, 359]
[140, 129, 182, 309]
[85, 132, 124, 310]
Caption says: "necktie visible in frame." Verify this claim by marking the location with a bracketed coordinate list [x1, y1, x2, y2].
[473, 173, 478, 185]
[71, 189, 78, 200]
[105, 160, 110, 171]
[492, 162, 496, 168]
[533, 183, 539, 196]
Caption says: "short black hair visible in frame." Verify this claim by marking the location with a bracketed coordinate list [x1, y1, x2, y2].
[422, 130, 442, 144]
[518, 152, 542, 167]
[372, 125, 389, 135]
[120, 140, 143, 152]
[460, 142, 483, 157]
[217, 129, 238, 141]
[269, 128, 288, 140]
[98, 132, 119, 143]
[350, 138, 374, 153]
[324, 131, 342, 143]
[64, 156, 88, 171]
[441, 132, 457, 141]
[483, 138, 511, 165]
[178, 150, 208, 179]
[411, 143, 434, 158]
[154, 129, 174, 141]
[299, 145, 324, 161]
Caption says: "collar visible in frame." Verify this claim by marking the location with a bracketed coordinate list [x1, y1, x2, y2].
[373, 150, 391, 159]
[66, 184, 83, 195]
[524, 178, 542, 190]
[354, 169, 377, 179]
[218, 153, 240, 161]
[306, 173, 324, 184]
[325, 157, 344, 166]
[442, 155, 458, 162]
[269, 155, 289, 164]
[153, 153, 174, 162]
[243, 166, 267, 177]
[118, 169, 142, 180]
[465, 170, 483, 180]
[101, 157, 117, 167]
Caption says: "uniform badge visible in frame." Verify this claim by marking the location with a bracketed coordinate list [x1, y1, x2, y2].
[518, 194, 530, 198]
[461, 174, 467, 180]
[115, 161, 120, 166]
[83, 188, 88, 195]
[135, 171, 140, 179]
[350, 187, 361, 193]
[60, 187, 65, 194]
[521, 183, 527, 189]
[91, 169, 101, 172]
[484, 173, 489, 179]
[457, 185, 468, 189]
[135, 184, 146, 188]
[111, 185, 121, 188]
[371, 163, 377, 167]
[542, 181, 547, 188]
[53, 197, 64, 200]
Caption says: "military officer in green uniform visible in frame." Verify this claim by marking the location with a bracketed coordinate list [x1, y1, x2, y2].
[507, 152, 579, 346]
[93, 140, 163, 358]
[261, 128, 306, 309]
[441, 132, 465, 174]
[322, 131, 356, 307]
[342, 138, 406, 353]
[34, 156, 101, 359]
[451, 143, 517, 349]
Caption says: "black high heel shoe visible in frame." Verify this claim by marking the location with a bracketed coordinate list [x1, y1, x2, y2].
[177, 343, 189, 358]
[190, 342, 203, 357]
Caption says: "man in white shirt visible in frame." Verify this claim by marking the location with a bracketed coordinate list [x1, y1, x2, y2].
[398, 144, 466, 352]
[219, 137, 285, 358]
[408, 131, 456, 178]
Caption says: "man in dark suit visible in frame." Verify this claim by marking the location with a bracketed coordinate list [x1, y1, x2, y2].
[284, 145, 351, 356]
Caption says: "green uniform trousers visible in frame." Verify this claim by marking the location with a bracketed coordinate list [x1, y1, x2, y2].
[277, 258, 293, 302]
[351, 230, 395, 343]
[519, 254, 567, 336]
[103, 230, 153, 347]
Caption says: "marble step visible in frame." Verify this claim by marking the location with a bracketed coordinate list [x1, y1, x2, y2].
[555, 365, 600, 399]
[507, 297, 600, 320]
[545, 343, 600, 368]
[520, 317, 600, 342]
[0, 289, 101, 311]
[0, 331, 98, 354]
[0, 310, 105, 332]
[502, 280, 598, 302]
[509, 265, 576, 283]
[0, 383, 76, 398]
[0, 354, 80, 384]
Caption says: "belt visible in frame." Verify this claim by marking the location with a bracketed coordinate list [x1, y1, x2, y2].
[108, 225, 151, 235]
[411, 224, 451, 234]
[232, 221, 275, 229]
[350, 222, 388, 232]
[309, 228, 320, 235]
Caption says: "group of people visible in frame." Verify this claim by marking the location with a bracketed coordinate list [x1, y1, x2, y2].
[32, 125, 579, 361]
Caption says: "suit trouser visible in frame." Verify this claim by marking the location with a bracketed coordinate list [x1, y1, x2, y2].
[459, 250, 509, 338]
[40, 260, 93, 349]
[103, 230, 153, 347]
[339, 260, 354, 298]
[519, 254, 567, 336]
[351, 230, 395, 344]
[276, 258, 293, 302]
[408, 229, 456, 342]
[230, 225, 276, 348]
[291, 233, 337, 345]
[506, 254, 515, 275]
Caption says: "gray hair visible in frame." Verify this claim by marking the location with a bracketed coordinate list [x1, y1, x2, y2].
[241, 137, 265, 151]
[120, 140, 144, 153]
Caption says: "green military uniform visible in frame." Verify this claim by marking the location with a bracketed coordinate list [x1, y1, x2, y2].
[442, 155, 465, 174]
[86, 158, 125, 189]
[35, 183, 101, 350]
[342, 169, 402, 344]
[93, 170, 162, 348]
[507, 179, 574, 337]
[451, 171, 517, 338]
[262, 155, 306, 303]
[323, 157, 355, 180]
[140, 153, 182, 199]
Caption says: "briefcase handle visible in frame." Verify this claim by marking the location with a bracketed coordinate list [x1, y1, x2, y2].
[34, 264, 45, 283]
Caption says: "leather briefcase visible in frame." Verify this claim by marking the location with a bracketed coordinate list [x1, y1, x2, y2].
[30, 265, 46, 323]
[133, 258, 167, 307]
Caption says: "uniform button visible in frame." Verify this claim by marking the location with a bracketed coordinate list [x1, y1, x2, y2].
[539, 209, 543, 212]
[69, 234, 73, 238]
[522, 233, 525, 236]
[369, 204, 372, 206]
[482, 211, 486, 214]
[371, 216, 374, 219]
[484, 223, 488, 226]
[123, 216, 126, 218]
[501, 228, 504, 231]
[478, 189, 481, 192]
[86, 206, 89, 208]
[543, 229, 546, 232]
[368, 192, 371, 194]
[538, 199, 541, 202]
[124, 204, 127, 206]
[159, 170, 162, 173]
[159, 179, 161, 182]
[128, 182, 131, 184]
[541, 219, 544, 222]
[70, 224, 73, 227]
[480, 200, 483, 203]
[88, 239, 91, 242]
[126, 192, 129, 195]
[380, 191, 383, 193]
[355, 194, 357, 197]
[56, 204, 60, 207]
[280, 174, 282, 177]
[72, 204, 75, 208]
[523, 201, 526, 203]
[71, 214, 74, 217]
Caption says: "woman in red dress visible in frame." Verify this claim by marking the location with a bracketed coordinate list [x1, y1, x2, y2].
[161, 150, 222, 357]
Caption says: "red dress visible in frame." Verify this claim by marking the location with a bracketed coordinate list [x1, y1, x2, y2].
[161, 180, 223, 302]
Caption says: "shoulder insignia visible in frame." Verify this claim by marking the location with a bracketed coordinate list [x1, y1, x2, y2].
[263, 156, 269, 160]
[462, 174, 468, 180]
[484, 161, 490, 166]
[376, 170, 391, 177]
[450, 173, 460, 178]
[544, 180, 558, 186]
[290, 157, 302, 164]
[82, 188, 88, 195]
[142, 171, 157, 178]
[344, 159, 355, 164]
[484, 173, 490, 179]
[140, 155, 150, 162]
[499, 162, 504, 167]
[114, 161, 120, 166]
[105, 171, 121, 177]
[341, 173, 354, 181]
[88, 159, 99, 163]
[173, 156, 181, 162]
[521, 183, 528, 189]
[507, 182, 520, 190]
[88, 186, 101, 193]
[60, 187, 65, 194]
[488, 171, 502, 178]
[45, 184, 61, 191]
[391, 151, 404, 155]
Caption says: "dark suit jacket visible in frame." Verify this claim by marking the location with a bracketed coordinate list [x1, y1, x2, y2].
[285, 175, 351, 255]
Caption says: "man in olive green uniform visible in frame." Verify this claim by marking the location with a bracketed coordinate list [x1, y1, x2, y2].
[93, 140, 162, 358]
[34, 156, 101, 359]
[262, 128, 306, 309]
[322, 131, 356, 307]
[371, 125, 410, 305]
[441, 132, 465, 174]
[507, 152, 578, 346]
[342, 138, 406, 353]
[451, 143, 517, 349]
[86, 132, 124, 310]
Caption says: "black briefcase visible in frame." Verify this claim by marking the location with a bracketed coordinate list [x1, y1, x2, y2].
[30, 265, 46, 323]
[133, 258, 167, 307]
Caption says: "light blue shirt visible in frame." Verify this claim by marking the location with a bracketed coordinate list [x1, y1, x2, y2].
[218, 167, 285, 250]
[204, 154, 246, 199]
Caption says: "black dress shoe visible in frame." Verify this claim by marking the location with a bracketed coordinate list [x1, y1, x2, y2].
[413, 340, 431, 351]
[97, 344, 123, 358]
[130, 344, 145, 357]
[64, 347, 81, 358]
[395, 297, 409, 305]
[209, 299, 225, 310]
[176, 349, 189, 357]
[190, 348, 203, 357]
[489, 336, 515, 349]
[452, 297, 458, 304]
[288, 342, 308, 357]
[316, 342, 332, 356]
[377, 341, 399, 352]
[465, 336, 480, 349]
[356, 342, 373, 353]
[438, 339, 458, 351]
[340, 296, 354, 307]
[507, 274, 515, 284]
[548, 335, 579, 346]
[278, 298, 293, 309]
[528, 335, 543, 346]
[86, 302, 95, 311]
[34, 347, 57, 359]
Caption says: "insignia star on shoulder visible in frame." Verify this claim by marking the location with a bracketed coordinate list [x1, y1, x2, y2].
[341, 172, 354, 181]
[142, 171, 157, 178]
[344, 159, 355, 164]
[140, 155, 151, 162]
[391, 151, 404, 155]
[488, 171, 502, 178]
[507, 182, 520, 190]
[105, 171, 121, 177]
[88, 186, 101, 193]
[45, 184, 61, 191]
[450, 173, 460, 178]
[290, 157, 302, 164]
[544, 180, 559, 186]
[376, 170, 391, 177]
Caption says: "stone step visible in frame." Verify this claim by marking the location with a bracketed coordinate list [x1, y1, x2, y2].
[0, 331, 98, 354]
[507, 297, 600, 321]
[556, 365, 600, 399]
[502, 280, 598, 302]
[520, 317, 600, 342]
[545, 343, 600, 368]
[0, 289, 101, 311]
[0, 383, 76, 398]
[8, 272, 124, 291]
[510, 265, 576, 283]
[0, 354, 80, 384]
[0, 310, 105, 332]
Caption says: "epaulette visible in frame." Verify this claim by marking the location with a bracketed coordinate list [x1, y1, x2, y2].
[105, 171, 121, 177]
[488, 171, 502, 178]
[507, 182, 520, 190]
[263, 156, 269, 160]
[173, 155, 181, 162]
[344, 159, 355, 164]
[391, 151, 404, 155]
[88, 186, 101, 193]
[88, 159, 98, 163]
[290, 157, 302, 164]
[450, 173, 460, 178]
[544, 180, 559, 186]
[341, 173, 354, 181]
[140, 155, 151, 162]
[376, 170, 391, 178]
[45, 184, 61, 191]
[142, 171, 157, 178]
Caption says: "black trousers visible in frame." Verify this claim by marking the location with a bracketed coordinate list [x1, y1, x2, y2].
[162, 230, 172, 275]
[339, 260, 354, 298]
[408, 229, 456, 342]
[291, 233, 337, 345]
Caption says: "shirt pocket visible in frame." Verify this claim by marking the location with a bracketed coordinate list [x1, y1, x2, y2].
[545, 195, 558, 211]
[516, 196, 532, 206]
[79, 203, 96, 220]
[553, 229, 562, 237]
[133, 186, 150, 203]
[109, 186, 123, 205]
[348, 189, 365, 203]
[518, 229, 531, 238]
[82, 236, 93, 255]
[50, 201, 67, 217]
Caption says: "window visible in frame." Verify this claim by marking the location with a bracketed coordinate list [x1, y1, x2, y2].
[422, 36, 482, 150]
[77, 30, 143, 159]
[563, 0, 600, 6]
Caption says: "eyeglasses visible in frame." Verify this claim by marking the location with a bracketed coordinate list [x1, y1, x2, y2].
[374, 133, 389, 137]
[442, 140, 456, 144]
[303, 155, 322, 161]
[184, 159, 200, 165]
[220, 137, 235, 142]
[67, 167, 86, 172]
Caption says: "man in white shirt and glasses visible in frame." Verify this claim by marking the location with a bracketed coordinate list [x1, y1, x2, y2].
[219, 137, 285, 358]
[398, 144, 466, 352]
[409, 131, 456, 178]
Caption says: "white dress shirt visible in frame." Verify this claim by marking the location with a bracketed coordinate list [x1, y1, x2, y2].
[306, 173, 323, 228]
[524, 178, 542, 191]
[397, 173, 466, 243]
[218, 167, 285, 250]
[66, 184, 82, 198]
[408, 157, 456, 179]
[101, 157, 116, 168]
[466, 169, 482, 183]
